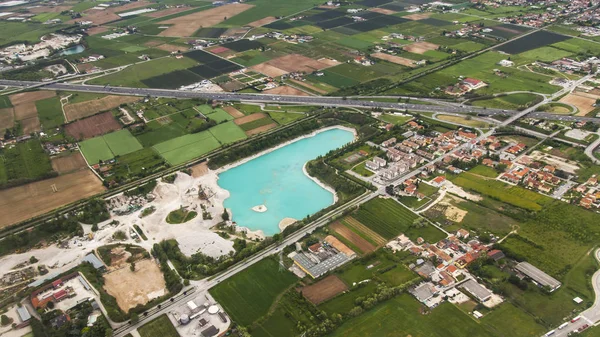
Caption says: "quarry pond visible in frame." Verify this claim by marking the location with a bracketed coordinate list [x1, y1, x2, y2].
[217, 127, 355, 235]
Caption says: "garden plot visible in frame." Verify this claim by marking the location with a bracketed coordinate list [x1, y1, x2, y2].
[302, 275, 348, 305]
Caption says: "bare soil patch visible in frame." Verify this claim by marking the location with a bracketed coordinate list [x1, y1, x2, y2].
[403, 41, 439, 54]
[9, 91, 55, 106]
[248, 16, 277, 27]
[0, 170, 105, 229]
[0, 108, 14, 130]
[158, 3, 253, 37]
[21, 116, 41, 134]
[156, 44, 185, 53]
[245, 123, 277, 136]
[64, 95, 139, 121]
[263, 85, 310, 96]
[265, 54, 332, 73]
[65, 111, 121, 140]
[560, 93, 595, 116]
[371, 53, 416, 67]
[233, 112, 267, 125]
[250, 63, 288, 77]
[103, 259, 167, 313]
[370, 7, 396, 14]
[85, 26, 109, 36]
[190, 162, 209, 178]
[442, 203, 467, 222]
[330, 221, 376, 253]
[403, 13, 431, 20]
[77, 63, 96, 73]
[493, 25, 522, 35]
[146, 6, 191, 18]
[69, 1, 150, 25]
[302, 275, 348, 305]
[290, 79, 327, 94]
[316, 58, 341, 68]
[144, 40, 165, 47]
[223, 106, 244, 118]
[28, 5, 72, 13]
[51, 152, 88, 174]
[13, 103, 37, 120]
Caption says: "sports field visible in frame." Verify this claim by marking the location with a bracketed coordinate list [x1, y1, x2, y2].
[153, 131, 221, 165]
[80, 130, 143, 164]
[209, 258, 297, 326]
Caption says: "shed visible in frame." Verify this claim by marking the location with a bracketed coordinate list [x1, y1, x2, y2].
[16, 306, 31, 322]
[82, 253, 105, 270]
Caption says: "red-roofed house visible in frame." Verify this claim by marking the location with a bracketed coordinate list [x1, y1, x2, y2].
[462, 78, 486, 90]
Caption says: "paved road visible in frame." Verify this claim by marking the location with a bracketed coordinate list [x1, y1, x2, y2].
[1, 80, 600, 123]
[585, 131, 600, 164]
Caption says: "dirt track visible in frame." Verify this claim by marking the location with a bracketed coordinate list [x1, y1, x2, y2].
[103, 259, 167, 312]
[302, 275, 348, 304]
[0, 170, 105, 229]
[158, 3, 253, 37]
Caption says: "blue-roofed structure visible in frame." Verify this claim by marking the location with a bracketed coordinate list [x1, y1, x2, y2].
[82, 253, 105, 271]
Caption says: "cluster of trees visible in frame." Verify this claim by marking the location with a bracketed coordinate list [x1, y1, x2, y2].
[333, 78, 393, 97]
[305, 160, 365, 201]
[77, 199, 110, 225]
[0, 216, 82, 257]
[32, 301, 110, 337]
[124, 180, 157, 197]
[151, 243, 183, 294]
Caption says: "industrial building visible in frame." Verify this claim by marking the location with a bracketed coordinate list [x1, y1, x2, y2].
[459, 279, 492, 302]
[515, 262, 561, 292]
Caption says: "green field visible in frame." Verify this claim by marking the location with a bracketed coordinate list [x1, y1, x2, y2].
[79, 137, 114, 165]
[35, 96, 64, 129]
[105, 148, 166, 182]
[0, 95, 13, 108]
[451, 172, 551, 211]
[471, 93, 541, 110]
[481, 303, 546, 337]
[209, 121, 247, 144]
[239, 117, 275, 131]
[220, 0, 316, 26]
[80, 130, 143, 164]
[209, 258, 297, 326]
[138, 315, 179, 337]
[354, 197, 445, 242]
[205, 108, 233, 123]
[0, 139, 54, 186]
[88, 56, 197, 87]
[153, 131, 221, 165]
[329, 294, 498, 337]
[379, 113, 412, 125]
[468, 165, 499, 178]
[103, 130, 143, 156]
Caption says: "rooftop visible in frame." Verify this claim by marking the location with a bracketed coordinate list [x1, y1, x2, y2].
[515, 262, 561, 290]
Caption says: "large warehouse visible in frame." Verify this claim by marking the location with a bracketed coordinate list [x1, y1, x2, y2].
[515, 262, 562, 292]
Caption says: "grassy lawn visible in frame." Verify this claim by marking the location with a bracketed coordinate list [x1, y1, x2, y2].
[329, 294, 497, 337]
[35, 96, 64, 130]
[138, 315, 179, 337]
[205, 108, 234, 123]
[103, 130, 143, 156]
[320, 282, 378, 315]
[437, 114, 490, 128]
[482, 302, 546, 337]
[351, 162, 374, 177]
[468, 165, 499, 178]
[379, 113, 412, 125]
[209, 257, 297, 326]
[79, 137, 114, 165]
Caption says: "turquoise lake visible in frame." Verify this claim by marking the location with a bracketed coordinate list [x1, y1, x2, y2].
[218, 128, 354, 235]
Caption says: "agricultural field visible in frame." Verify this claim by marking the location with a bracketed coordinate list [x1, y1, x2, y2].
[0, 139, 54, 188]
[65, 111, 121, 140]
[379, 113, 412, 125]
[496, 31, 570, 54]
[436, 115, 490, 128]
[138, 315, 179, 337]
[35, 96, 64, 130]
[79, 130, 143, 165]
[353, 197, 445, 243]
[471, 93, 541, 110]
[209, 257, 297, 326]
[152, 131, 221, 165]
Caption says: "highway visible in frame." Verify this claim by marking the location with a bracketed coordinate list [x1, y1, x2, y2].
[1, 79, 600, 123]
